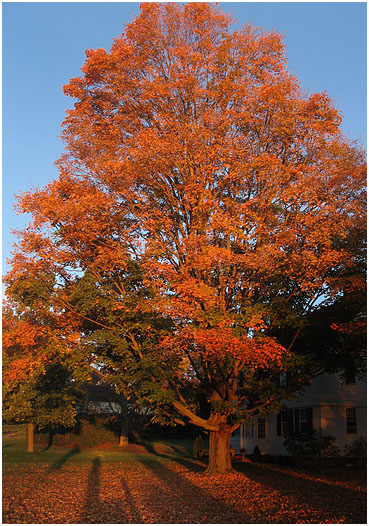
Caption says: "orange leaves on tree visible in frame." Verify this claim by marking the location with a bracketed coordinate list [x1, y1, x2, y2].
[162, 326, 287, 370]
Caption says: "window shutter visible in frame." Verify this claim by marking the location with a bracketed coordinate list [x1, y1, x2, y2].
[295, 409, 300, 434]
[277, 412, 281, 436]
[288, 410, 294, 436]
[307, 407, 313, 433]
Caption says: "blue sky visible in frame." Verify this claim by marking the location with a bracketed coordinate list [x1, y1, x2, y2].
[2, 1, 367, 274]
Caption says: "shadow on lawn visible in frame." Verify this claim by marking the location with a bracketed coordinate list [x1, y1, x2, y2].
[137, 456, 250, 523]
[81, 457, 101, 523]
[80, 456, 143, 523]
[141, 441, 207, 472]
[120, 476, 144, 523]
[141, 441, 190, 458]
[139, 452, 365, 523]
[48, 445, 81, 471]
[233, 461, 366, 522]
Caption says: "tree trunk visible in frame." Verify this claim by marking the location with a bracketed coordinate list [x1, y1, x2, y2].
[27, 422, 34, 453]
[206, 427, 233, 474]
[170, 402, 236, 475]
[119, 422, 128, 447]
[118, 395, 129, 447]
[47, 430, 54, 449]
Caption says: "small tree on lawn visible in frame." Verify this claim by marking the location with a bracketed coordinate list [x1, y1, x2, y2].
[5, 3, 366, 473]
[2, 307, 85, 451]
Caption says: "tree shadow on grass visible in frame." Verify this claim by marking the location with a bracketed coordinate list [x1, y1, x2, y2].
[141, 440, 187, 457]
[168, 455, 208, 473]
[140, 441, 207, 473]
[233, 461, 366, 523]
[48, 445, 81, 472]
[137, 456, 250, 524]
[139, 441, 156, 455]
[166, 443, 190, 456]
[120, 476, 144, 523]
[138, 454, 365, 523]
[81, 457, 101, 523]
[80, 457, 143, 524]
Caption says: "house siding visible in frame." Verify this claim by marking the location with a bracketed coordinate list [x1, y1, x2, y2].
[321, 404, 367, 451]
[231, 373, 366, 455]
[319, 375, 366, 405]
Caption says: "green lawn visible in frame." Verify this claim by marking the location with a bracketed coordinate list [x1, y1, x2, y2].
[3, 426, 366, 524]
[3, 425, 196, 465]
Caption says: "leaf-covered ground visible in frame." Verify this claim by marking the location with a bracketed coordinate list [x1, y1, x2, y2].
[2, 443, 366, 524]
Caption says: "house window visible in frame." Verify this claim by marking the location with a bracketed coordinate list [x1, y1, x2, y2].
[294, 407, 313, 434]
[346, 408, 357, 434]
[281, 410, 291, 436]
[299, 408, 308, 434]
[258, 418, 265, 439]
[277, 410, 293, 436]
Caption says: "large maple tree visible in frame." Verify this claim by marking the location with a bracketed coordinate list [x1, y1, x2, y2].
[6, 3, 366, 473]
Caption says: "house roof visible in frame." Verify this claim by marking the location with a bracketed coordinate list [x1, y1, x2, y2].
[82, 382, 121, 403]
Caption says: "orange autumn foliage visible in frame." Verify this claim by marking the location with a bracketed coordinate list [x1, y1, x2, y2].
[3, 310, 49, 383]
[162, 326, 286, 369]
[2, 303, 84, 385]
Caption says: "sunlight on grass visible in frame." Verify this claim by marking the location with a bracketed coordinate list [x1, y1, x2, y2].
[2, 430, 196, 468]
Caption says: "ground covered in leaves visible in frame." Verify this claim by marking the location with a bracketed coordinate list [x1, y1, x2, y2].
[3, 442, 366, 524]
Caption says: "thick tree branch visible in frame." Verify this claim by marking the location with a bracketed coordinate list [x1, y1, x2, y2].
[171, 401, 219, 431]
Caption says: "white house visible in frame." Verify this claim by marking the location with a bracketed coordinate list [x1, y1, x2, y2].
[230, 372, 367, 455]
[77, 383, 122, 415]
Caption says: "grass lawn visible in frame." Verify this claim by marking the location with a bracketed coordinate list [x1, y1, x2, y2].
[3, 426, 367, 524]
